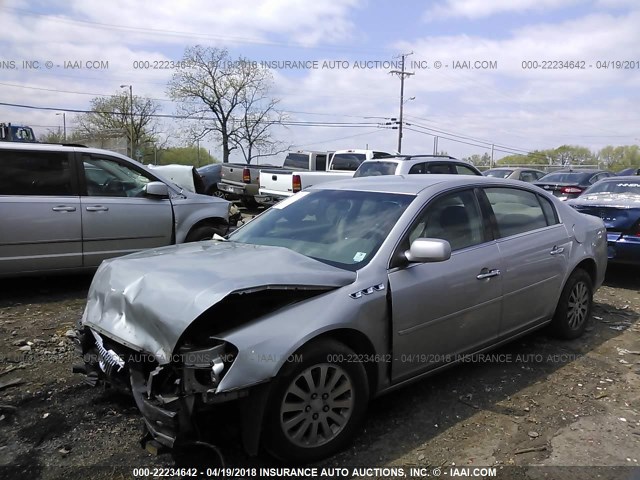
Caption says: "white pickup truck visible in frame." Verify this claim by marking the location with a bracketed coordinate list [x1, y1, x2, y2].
[259, 149, 391, 204]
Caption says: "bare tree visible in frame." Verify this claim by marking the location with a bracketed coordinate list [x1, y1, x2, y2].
[168, 46, 285, 163]
[233, 80, 290, 163]
[76, 91, 160, 158]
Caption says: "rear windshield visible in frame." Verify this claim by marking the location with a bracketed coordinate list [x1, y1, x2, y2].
[584, 180, 640, 196]
[539, 172, 589, 183]
[484, 169, 512, 178]
[353, 161, 398, 178]
[330, 153, 366, 171]
[283, 153, 309, 170]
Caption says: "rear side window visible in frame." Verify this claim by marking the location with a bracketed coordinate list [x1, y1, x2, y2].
[484, 187, 550, 238]
[538, 195, 559, 225]
[316, 154, 327, 171]
[455, 164, 481, 176]
[425, 163, 454, 174]
[354, 161, 398, 178]
[0, 150, 74, 196]
[408, 163, 426, 174]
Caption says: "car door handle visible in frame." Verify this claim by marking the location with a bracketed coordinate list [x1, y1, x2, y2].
[550, 246, 565, 255]
[86, 206, 109, 212]
[52, 206, 76, 212]
[477, 269, 501, 280]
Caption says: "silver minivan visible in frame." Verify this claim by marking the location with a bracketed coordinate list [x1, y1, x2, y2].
[0, 143, 231, 277]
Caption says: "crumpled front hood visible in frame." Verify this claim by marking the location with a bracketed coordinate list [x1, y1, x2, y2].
[83, 241, 356, 364]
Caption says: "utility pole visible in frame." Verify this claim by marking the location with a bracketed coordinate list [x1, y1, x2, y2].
[490, 144, 495, 168]
[390, 53, 414, 153]
[56, 112, 66, 141]
[120, 84, 134, 157]
[433, 136, 439, 155]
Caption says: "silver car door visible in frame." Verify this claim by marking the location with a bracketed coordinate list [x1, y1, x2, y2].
[79, 154, 173, 267]
[388, 189, 503, 382]
[0, 149, 81, 275]
[481, 187, 569, 337]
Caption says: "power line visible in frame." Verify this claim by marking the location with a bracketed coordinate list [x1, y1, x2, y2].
[292, 129, 383, 148]
[2, 6, 391, 54]
[0, 101, 383, 128]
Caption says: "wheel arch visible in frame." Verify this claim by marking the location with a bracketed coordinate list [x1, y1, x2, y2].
[182, 217, 228, 241]
[573, 258, 597, 288]
[292, 328, 379, 396]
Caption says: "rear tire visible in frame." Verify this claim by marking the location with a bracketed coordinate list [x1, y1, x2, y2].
[550, 269, 593, 339]
[185, 225, 226, 242]
[264, 339, 369, 463]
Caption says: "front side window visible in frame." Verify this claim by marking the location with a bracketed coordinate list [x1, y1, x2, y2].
[229, 189, 415, 270]
[0, 150, 74, 196]
[82, 155, 151, 197]
[484, 187, 550, 238]
[408, 190, 485, 251]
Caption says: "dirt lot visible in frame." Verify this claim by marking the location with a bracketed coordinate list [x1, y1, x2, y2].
[0, 263, 639, 480]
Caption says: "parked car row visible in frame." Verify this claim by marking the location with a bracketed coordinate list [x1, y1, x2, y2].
[2, 140, 633, 464]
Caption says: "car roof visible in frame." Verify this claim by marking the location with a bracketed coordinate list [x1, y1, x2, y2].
[311, 173, 537, 195]
[371, 154, 462, 162]
[599, 175, 640, 182]
[545, 169, 603, 174]
[0, 141, 128, 158]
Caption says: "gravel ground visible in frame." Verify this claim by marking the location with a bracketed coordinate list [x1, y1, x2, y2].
[0, 262, 638, 480]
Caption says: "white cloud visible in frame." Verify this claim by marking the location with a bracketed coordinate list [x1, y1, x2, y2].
[424, 0, 581, 21]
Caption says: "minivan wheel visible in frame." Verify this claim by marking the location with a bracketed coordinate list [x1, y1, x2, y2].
[185, 225, 226, 242]
[264, 339, 369, 463]
[550, 269, 593, 339]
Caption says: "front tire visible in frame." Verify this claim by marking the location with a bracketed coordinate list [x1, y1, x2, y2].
[264, 339, 369, 463]
[550, 269, 593, 339]
[185, 225, 226, 242]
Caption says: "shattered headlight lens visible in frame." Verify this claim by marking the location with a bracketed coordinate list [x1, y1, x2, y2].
[179, 341, 237, 392]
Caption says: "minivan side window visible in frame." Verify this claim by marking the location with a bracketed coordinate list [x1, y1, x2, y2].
[0, 150, 74, 196]
[82, 155, 151, 197]
[484, 187, 550, 238]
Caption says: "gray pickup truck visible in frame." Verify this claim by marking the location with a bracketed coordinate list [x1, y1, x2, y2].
[217, 163, 271, 208]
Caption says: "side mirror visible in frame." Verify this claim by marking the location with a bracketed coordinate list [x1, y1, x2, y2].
[405, 238, 451, 263]
[145, 181, 169, 197]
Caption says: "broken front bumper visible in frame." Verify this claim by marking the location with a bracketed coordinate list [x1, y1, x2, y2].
[75, 327, 261, 450]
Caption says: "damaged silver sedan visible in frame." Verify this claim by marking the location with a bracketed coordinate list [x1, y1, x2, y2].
[76, 175, 607, 462]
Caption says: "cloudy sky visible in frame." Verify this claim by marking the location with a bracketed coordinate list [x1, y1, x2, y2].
[1, 0, 639, 162]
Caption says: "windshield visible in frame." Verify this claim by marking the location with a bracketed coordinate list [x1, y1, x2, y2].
[484, 169, 512, 178]
[539, 172, 589, 183]
[584, 180, 640, 196]
[229, 189, 415, 270]
[353, 161, 398, 178]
